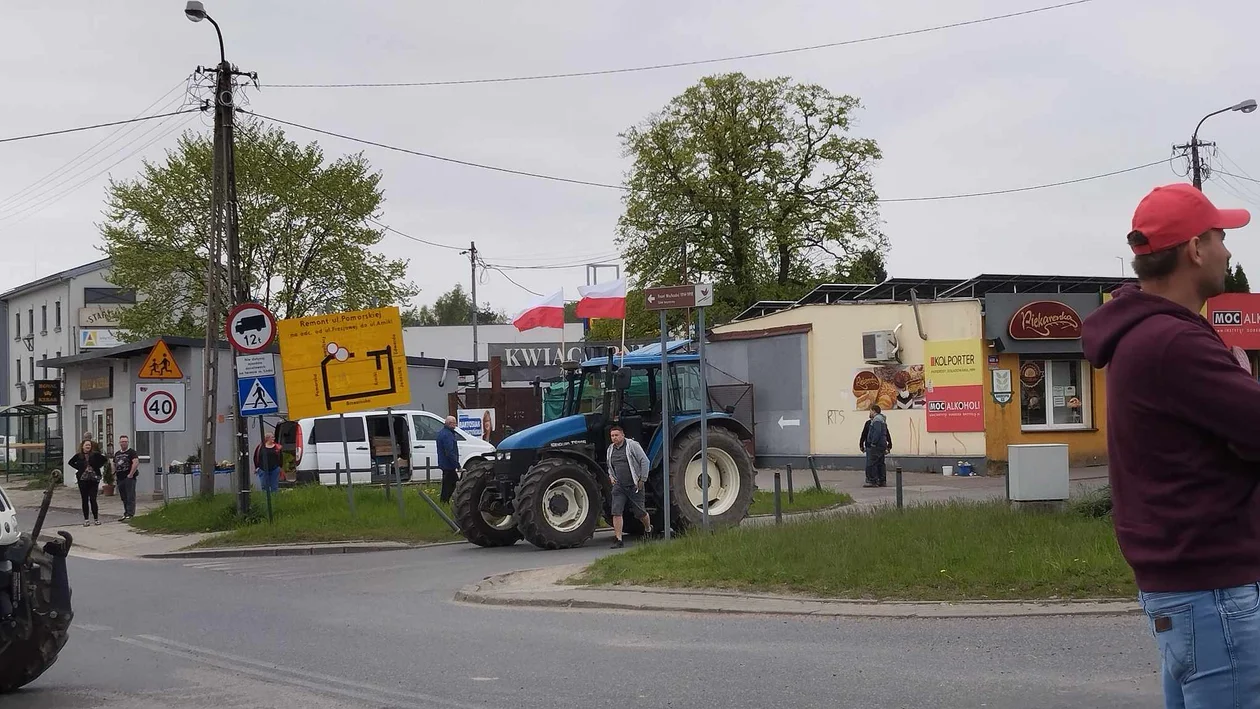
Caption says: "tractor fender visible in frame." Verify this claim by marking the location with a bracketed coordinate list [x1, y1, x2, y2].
[648, 415, 754, 470]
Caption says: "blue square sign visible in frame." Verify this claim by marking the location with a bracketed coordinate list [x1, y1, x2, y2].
[238, 375, 280, 416]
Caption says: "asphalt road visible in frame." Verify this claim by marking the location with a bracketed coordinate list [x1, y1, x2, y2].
[8, 540, 1163, 708]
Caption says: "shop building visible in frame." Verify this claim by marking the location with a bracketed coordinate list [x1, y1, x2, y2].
[715, 274, 1130, 472]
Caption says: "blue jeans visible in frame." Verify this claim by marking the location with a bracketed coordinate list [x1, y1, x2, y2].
[1139, 583, 1260, 708]
[256, 468, 281, 493]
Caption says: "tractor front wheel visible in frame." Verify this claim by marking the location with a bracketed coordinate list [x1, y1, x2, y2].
[452, 458, 521, 548]
[515, 458, 603, 550]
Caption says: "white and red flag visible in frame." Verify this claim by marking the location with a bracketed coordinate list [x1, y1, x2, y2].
[575, 278, 626, 319]
[511, 290, 566, 332]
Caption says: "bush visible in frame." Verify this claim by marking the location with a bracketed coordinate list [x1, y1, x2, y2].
[1071, 486, 1112, 519]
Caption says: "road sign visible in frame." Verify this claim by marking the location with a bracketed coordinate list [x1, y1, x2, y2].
[135, 382, 186, 432]
[276, 306, 411, 420]
[33, 380, 60, 406]
[238, 376, 280, 416]
[226, 303, 277, 354]
[138, 339, 184, 380]
[236, 353, 276, 378]
[645, 284, 714, 310]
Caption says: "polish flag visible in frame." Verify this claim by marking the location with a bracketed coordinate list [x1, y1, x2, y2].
[575, 278, 627, 319]
[511, 290, 566, 332]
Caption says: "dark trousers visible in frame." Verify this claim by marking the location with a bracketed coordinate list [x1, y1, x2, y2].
[117, 476, 136, 517]
[78, 480, 99, 520]
[439, 468, 458, 504]
[865, 450, 887, 486]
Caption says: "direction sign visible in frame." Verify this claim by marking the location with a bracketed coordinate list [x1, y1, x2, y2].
[276, 306, 411, 420]
[138, 339, 184, 380]
[645, 284, 715, 311]
[238, 376, 280, 416]
[135, 382, 186, 432]
[226, 303, 277, 354]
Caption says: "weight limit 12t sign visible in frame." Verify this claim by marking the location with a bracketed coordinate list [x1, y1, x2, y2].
[135, 383, 187, 432]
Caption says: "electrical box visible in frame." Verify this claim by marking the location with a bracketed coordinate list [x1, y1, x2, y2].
[1007, 444, 1070, 501]
[861, 330, 900, 363]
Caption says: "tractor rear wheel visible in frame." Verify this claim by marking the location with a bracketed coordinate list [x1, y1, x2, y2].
[452, 458, 521, 547]
[668, 426, 755, 531]
[515, 458, 603, 550]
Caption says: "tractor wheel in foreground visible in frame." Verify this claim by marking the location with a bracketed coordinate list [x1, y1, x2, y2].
[452, 458, 521, 548]
[515, 458, 603, 550]
[668, 426, 756, 531]
[0, 535, 73, 694]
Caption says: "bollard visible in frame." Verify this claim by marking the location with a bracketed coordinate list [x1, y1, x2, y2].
[896, 466, 903, 510]
[773, 471, 783, 525]
[425, 456, 432, 485]
[265, 487, 274, 523]
[334, 463, 341, 487]
[785, 463, 795, 504]
[808, 455, 821, 490]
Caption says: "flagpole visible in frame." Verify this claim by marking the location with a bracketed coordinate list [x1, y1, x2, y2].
[619, 316, 627, 365]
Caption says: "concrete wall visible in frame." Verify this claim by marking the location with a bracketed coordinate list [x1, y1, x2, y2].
[403, 323, 585, 361]
[712, 300, 987, 471]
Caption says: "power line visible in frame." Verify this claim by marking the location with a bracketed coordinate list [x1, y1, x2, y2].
[0, 109, 203, 146]
[245, 111, 1169, 204]
[266, 0, 1094, 89]
[482, 262, 544, 297]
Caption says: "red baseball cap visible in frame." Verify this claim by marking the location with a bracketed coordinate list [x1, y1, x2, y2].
[1130, 183, 1250, 254]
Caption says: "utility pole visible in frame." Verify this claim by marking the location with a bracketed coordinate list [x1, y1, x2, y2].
[187, 2, 251, 514]
[467, 241, 479, 400]
[1176, 99, 1258, 190]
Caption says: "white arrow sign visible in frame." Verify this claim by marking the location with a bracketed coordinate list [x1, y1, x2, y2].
[778, 415, 800, 429]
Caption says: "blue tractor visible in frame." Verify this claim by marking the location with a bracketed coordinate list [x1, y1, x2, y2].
[452, 347, 757, 549]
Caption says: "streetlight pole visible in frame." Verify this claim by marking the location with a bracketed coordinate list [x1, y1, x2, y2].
[1177, 99, 1257, 190]
[186, 1, 251, 515]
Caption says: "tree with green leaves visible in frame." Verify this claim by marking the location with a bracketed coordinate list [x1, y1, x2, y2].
[100, 121, 417, 339]
[616, 73, 886, 325]
[403, 283, 505, 326]
[1225, 262, 1251, 293]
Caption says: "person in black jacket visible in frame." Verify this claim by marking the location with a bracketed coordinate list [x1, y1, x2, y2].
[859, 405, 893, 488]
[68, 439, 108, 526]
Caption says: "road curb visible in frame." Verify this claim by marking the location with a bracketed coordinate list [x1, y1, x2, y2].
[454, 565, 1142, 619]
[140, 541, 416, 559]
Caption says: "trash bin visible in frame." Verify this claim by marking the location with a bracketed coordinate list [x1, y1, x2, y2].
[1007, 444, 1069, 501]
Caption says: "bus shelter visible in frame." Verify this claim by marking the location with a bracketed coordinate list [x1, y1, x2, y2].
[0, 404, 59, 483]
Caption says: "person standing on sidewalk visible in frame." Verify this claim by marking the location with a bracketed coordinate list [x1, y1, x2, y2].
[1082, 183, 1258, 708]
[435, 416, 461, 504]
[253, 432, 283, 494]
[68, 439, 107, 526]
[606, 425, 651, 549]
[112, 435, 139, 520]
[859, 405, 891, 488]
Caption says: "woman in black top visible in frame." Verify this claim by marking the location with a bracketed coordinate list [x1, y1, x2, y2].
[68, 439, 108, 526]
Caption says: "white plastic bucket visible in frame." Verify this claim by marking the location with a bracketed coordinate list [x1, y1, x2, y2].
[942, 466, 954, 476]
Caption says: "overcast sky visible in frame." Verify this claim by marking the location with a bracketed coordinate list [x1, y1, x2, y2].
[3, 0, 1259, 312]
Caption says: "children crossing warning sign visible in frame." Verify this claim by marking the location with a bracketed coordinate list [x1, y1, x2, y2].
[138, 339, 184, 380]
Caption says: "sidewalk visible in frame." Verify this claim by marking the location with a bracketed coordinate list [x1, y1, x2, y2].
[4, 482, 164, 518]
[455, 563, 1139, 619]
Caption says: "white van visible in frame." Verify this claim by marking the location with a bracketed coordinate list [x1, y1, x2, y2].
[279, 410, 495, 486]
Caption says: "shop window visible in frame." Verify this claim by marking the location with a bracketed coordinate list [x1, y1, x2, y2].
[1019, 358, 1090, 430]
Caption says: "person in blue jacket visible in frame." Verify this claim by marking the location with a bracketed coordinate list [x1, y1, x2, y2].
[435, 416, 462, 503]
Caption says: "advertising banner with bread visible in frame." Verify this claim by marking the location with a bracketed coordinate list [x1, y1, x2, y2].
[923, 339, 985, 433]
[851, 364, 925, 411]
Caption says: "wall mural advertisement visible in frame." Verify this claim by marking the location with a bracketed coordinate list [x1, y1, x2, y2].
[923, 339, 985, 433]
[851, 364, 925, 411]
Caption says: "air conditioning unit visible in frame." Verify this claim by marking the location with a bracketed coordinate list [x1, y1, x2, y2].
[862, 330, 900, 363]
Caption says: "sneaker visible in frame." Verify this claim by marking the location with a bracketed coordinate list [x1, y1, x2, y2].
[83, 520, 90, 527]
[862, 483, 877, 488]
[94, 519, 101, 526]
[611, 538, 624, 549]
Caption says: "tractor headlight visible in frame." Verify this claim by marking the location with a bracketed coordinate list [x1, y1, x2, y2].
[497, 451, 510, 461]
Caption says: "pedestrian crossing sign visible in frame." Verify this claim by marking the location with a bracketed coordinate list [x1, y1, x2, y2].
[237, 375, 280, 416]
[138, 339, 184, 380]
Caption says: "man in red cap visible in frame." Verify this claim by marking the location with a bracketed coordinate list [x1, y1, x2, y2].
[1083, 183, 1258, 707]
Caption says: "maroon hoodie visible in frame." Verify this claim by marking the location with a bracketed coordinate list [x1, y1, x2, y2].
[1083, 284, 1260, 592]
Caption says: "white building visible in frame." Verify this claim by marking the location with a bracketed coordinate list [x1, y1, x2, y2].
[0, 258, 130, 433]
[402, 323, 587, 362]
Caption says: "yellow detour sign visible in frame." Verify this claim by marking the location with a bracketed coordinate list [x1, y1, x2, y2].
[138, 339, 184, 380]
[276, 306, 410, 420]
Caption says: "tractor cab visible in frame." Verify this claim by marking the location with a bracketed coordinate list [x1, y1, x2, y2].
[451, 346, 756, 550]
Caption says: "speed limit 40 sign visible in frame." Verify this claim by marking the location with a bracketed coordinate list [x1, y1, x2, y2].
[135, 383, 186, 432]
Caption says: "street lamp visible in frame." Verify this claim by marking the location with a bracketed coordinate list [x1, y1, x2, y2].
[184, 1, 225, 65]
[1188, 98, 1257, 189]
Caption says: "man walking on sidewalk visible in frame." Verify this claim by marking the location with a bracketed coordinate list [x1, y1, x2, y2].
[860, 405, 891, 488]
[112, 435, 140, 520]
[1083, 183, 1258, 707]
[607, 425, 651, 549]
[435, 416, 461, 504]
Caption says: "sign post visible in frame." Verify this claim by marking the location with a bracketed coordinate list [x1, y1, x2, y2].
[645, 283, 714, 536]
[226, 303, 279, 516]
